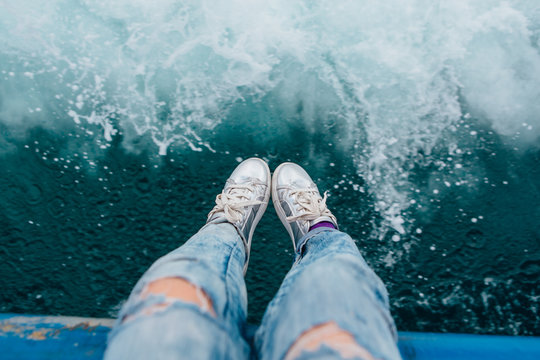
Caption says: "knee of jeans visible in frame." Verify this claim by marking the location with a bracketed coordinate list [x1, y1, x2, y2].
[285, 321, 375, 360]
[121, 277, 217, 323]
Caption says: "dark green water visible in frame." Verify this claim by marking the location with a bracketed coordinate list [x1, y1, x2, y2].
[1, 115, 539, 335]
[1, 0, 540, 337]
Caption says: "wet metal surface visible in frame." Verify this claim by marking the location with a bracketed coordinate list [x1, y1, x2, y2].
[1, 314, 539, 360]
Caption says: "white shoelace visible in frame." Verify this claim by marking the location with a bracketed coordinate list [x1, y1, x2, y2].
[285, 188, 334, 223]
[209, 181, 264, 223]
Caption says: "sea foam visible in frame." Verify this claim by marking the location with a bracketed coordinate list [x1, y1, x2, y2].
[1, 0, 539, 235]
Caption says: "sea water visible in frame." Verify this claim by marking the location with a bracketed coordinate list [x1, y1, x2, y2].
[0, 0, 539, 334]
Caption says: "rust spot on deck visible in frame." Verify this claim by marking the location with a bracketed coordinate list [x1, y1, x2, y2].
[0, 315, 114, 342]
[0, 322, 55, 341]
[28, 330, 48, 340]
[62, 322, 98, 333]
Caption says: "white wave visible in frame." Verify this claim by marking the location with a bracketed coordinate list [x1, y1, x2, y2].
[1, 0, 539, 235]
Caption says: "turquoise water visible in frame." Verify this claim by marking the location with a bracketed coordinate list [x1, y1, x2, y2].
[1, 0, 539, 335]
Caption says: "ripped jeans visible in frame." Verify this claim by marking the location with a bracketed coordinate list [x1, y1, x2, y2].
[104, 223, 401, 360]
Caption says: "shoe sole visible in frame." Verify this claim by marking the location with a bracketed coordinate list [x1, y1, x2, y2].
[272, 162, 298, 249]
[243, 157, 271, 274]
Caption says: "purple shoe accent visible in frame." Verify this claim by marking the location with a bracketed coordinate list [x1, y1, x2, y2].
[309, 221, 336, 231]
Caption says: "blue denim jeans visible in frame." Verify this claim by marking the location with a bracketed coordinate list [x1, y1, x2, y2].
[104, 223, 401, 360]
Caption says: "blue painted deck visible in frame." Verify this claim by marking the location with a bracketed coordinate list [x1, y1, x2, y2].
[1, 313, 539, 359]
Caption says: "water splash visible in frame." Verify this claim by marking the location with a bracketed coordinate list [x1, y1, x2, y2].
[1, 0, 539, 236]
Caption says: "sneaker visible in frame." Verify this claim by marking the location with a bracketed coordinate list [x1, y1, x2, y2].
[272, 162, 338, 250]
[207, 158, 271, 273]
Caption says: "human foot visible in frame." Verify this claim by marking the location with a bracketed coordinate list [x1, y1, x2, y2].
[207, 158, 271, 273]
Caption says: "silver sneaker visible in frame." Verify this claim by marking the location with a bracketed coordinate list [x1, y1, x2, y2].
[207, 157, 271, 274]
[272, 162, 338, 249]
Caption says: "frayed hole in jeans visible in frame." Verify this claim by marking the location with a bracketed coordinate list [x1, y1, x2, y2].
[285, 321, 376, 360]
[121, 277, 217, 324]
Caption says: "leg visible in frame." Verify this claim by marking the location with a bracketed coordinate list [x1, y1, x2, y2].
[105, 158, 271, 360]
[255, 228, 400, 360]
[104, 222, 250, 360]
[256, 162, 400, 360]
